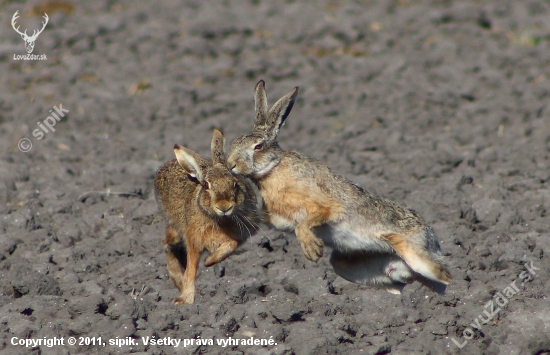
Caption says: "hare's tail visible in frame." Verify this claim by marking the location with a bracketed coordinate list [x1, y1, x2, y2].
[382, 229, 452, 285]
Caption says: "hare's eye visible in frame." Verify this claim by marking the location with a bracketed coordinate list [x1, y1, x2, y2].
[254, 142, 264, 150]
[204, 181, 211, 190]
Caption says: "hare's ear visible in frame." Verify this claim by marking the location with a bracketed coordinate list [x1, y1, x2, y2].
[211, 129, 226, 166]
[265, 86, 299, 141]
[174, 144, 208, 182]
[253, 80, 269, 129]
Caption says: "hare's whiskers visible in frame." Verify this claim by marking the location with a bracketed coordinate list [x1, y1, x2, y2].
[232, 215, 244, 236]
[236, 215, 253, 239]
[241, 214, 269, 241]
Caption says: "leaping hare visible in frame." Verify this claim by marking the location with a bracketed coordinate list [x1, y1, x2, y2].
[155, 129, 262, 304]
[227, 80, 451, 292]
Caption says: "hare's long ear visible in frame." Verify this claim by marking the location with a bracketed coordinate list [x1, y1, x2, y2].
[253, 80, 269, 130]
[211, 129, 226, 166]
[174, 144, 208, 182]
[265, 86, 299, 141]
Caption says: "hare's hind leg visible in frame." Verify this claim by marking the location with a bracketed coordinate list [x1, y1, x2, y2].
[162, 226, 186, 292]
[204, 239, 239, 267]
[330, 250, 412, 294]
[382, 233, 452, 285]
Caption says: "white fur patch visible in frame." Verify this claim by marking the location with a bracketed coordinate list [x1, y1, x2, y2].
[254, 159, 279, 178]
[329, 250, 412, 293]
[404, 253, 446, 284]
[269, 213, 298, 231]
[313, 222, 393, 254]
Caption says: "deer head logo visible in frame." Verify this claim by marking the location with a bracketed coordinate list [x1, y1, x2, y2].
[11, 11, 49, 54]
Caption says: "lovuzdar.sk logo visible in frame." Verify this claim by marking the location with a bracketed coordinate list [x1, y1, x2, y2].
[11, 10, 48, 60]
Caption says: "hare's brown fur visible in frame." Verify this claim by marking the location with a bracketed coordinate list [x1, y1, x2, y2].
[155, 130, 261, 305]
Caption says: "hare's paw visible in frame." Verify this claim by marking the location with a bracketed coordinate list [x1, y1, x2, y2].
[298, 233, 324, 262]
[385, 259, 414, 284]
[173, 284, 196, 305]
[173, 297, 190, 305]
[204, 240, 239, 267]
[173, 293, 194, 305]
[204, 255, 218, 267]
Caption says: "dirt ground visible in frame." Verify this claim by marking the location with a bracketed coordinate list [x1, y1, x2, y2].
[1, 0, 550, 354]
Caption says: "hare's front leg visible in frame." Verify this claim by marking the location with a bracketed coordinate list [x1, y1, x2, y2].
[295, 224, 324, 262]
[173, 241, 200, 305]
[294, 206, 330, 262]
[204, 239, 239, 267]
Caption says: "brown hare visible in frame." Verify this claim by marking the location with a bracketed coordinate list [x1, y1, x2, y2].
[155, 129, 262, 305]
[227, 80, 451, 293]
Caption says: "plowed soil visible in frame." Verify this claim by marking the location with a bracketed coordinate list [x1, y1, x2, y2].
[1, 1, 549, 354]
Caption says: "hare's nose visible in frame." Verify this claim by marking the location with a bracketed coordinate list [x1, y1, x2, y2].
[229, 164, 237, 173]
[216, 204, 234, 216]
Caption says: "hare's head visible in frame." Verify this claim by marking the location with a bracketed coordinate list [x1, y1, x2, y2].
[227, 80, 298, 179]
[175, 129, 247, 218]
